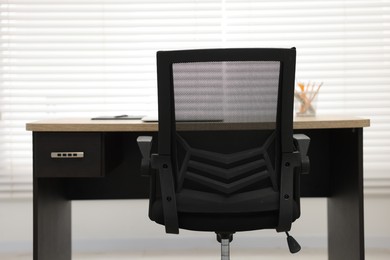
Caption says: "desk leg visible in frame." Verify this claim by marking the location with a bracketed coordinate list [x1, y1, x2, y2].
[328, 128, 365, 260]
[34, 178, 71, 260]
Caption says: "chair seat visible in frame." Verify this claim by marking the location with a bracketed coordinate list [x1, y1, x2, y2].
[149, 188, 299, 232]
[177, 188, 279, 213]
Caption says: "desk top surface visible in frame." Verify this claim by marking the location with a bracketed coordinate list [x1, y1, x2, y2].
[26, 116, 370, 132]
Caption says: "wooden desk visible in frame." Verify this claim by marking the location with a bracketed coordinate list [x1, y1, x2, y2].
[27, 116, 370, 260]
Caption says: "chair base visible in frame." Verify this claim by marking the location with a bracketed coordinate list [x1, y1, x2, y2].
[215, 232, 301, 259]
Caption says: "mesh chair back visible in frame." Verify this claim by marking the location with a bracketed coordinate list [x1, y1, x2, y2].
[173, 61, 280, 123]
[155, 48, 296, 226]
[172, 60, 280, 198]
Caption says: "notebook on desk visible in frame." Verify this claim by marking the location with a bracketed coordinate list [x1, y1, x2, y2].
[141, 115, 158, 122]
[91, 115, 144, 120]
[141, 115, 225, 123]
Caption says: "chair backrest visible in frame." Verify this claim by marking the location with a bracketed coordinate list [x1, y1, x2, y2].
[154, 48, 297, 234]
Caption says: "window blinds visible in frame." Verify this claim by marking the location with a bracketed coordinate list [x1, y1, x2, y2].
[1, 0, 389, 198]
[221, 0, 390, 182]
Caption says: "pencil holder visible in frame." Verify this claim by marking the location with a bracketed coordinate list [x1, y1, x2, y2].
[294, 81, 322, 117]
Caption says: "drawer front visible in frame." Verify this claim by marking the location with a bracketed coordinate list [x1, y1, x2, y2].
[34, 133, 103, 178]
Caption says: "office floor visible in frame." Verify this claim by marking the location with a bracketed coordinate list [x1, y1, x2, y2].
[2, 248, 390, 260]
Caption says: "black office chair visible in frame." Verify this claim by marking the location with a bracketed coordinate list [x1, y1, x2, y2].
[138, 48, 310, 259]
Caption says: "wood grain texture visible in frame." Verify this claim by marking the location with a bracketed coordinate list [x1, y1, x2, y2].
[26, 116, 370, 132]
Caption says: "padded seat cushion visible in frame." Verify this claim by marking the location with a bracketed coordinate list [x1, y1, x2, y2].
[177, 188, 279, 213]
[149, 188, 299, 232]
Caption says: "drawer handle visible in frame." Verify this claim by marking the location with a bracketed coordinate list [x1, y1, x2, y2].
[51, 152, 84, 159]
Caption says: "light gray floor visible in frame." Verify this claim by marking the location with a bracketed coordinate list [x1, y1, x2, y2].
[2, 248, 390, 260]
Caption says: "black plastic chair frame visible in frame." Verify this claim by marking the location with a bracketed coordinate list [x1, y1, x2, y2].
[137, 48, 310, 257]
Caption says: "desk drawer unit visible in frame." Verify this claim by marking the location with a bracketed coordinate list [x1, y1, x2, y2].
[33, 132, 104, 178]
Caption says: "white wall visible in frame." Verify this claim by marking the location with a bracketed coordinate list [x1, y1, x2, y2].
[0, 189, 389, 253]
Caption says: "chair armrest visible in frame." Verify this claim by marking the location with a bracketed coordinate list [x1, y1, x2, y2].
[293, 134, 310, 175]
[137, 136, 153, 177]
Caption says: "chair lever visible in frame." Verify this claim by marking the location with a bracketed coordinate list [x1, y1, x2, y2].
[286, 232, 301, 254]
[137, 136, 153, 177]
